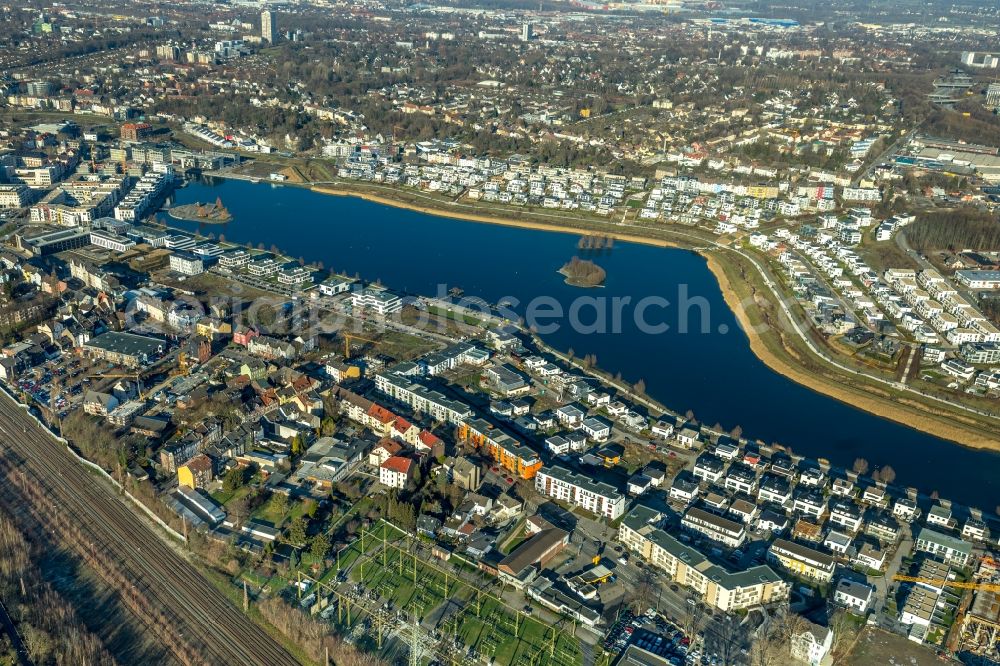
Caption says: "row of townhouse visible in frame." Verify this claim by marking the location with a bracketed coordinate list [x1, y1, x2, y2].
[882, 268, 1000, 345]
[686, 448, 917, 542]
[618, 506, 790, 612]
[767, 538, 837, 583]
[114, 169, 174, 222]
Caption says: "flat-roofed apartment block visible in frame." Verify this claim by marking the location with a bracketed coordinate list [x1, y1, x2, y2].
[458, 417, 542, 479]
[535, 464, 625, 520]
[681, 506, 747, 548]
[375, 371, 474, 427]
[618, 506, 789, 612]
[767, 538, 836, 583]
[351, 286, 403, 315]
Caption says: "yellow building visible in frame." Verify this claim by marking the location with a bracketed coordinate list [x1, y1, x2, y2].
[177, 454, 214, 489]
[767, 539, 835, 583]
[746, 185, 779, 200]
[195, 318, 232, 339]
[619, 506, 789, 612]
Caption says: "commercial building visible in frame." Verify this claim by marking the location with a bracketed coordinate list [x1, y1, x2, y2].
[82, 331, 166, 367]
[318, 274, 356, 295]
[988, 83, 1000, 109]
[497, 527, 568, 589]
[15, 227, 91, 256]
[618, 506, 789, 612]
[534, 465, 625, 520]
[961, 51, 1000, 69]
[89, 230, 136, 253]
[767, 539, 836, 583]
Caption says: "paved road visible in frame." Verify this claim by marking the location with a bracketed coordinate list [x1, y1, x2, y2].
[895, 230, 934, 272]
[0, 597, 32, 666]
[0, 390, 299, 666]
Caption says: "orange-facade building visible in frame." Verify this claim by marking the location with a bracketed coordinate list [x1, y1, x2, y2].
[459, 418, 542, 479]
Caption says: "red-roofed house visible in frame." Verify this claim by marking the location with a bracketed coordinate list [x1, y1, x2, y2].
[369, 438, 404, 467]
[393, 416, 419, 445]
[366, 403, 396, 437]
[380, 456, 414, 489]
[417, 430, 444, 458]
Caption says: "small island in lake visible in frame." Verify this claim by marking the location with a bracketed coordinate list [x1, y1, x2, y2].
[559, 256, 606, 287]
[168, 196, 233, 224]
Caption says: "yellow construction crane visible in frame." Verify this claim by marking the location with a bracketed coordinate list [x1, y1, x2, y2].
[893, 575, 1000, 593]
[343, 333, 378, 360]
[172, 351, 189, 377]
[97, 371, 146, 400]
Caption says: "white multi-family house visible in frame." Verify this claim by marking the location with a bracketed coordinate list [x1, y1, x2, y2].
[793, 489, 827, 520]
[834, 579, 874, 614]
[758, 475, 792, 506]
[723, 464, 757, 495]
[693, 454, 726, 484]
[829, 500, 864, 533]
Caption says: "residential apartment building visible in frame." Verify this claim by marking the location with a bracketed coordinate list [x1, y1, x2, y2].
[914, 527, 972, 566]
[834, 579, 874, 614]
[376, 371, 474, 426]
[681, 507, 747, 548]
[534, 465, 625, 520]
[767, 539, 836, 583]
[618, 506, 789, 612]
[693, 454, 726, 484]
[379, 455, 414, 489]
[458, 418, 541, 480]
[0, 184, 32, 208]
[351, 286, 403, 315]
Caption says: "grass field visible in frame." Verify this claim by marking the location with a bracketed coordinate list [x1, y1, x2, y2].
[317, 522, 584, 666]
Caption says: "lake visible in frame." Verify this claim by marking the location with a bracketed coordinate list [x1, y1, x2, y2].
[168, 177, 999, 508]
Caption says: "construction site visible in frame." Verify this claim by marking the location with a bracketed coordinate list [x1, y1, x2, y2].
[294, 520, 589, 666]
[958, 557, 1000, 660]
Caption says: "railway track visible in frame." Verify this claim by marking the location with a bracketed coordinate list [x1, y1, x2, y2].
[0, 392, 300, 666]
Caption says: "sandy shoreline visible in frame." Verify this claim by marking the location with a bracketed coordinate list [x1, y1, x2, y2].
[310, 185, 688, 250]
[308, 181, 1000, 452]
[701, 253, 1000, 452]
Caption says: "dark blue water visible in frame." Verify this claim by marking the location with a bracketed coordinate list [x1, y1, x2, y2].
[168, 178, 999, 508]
